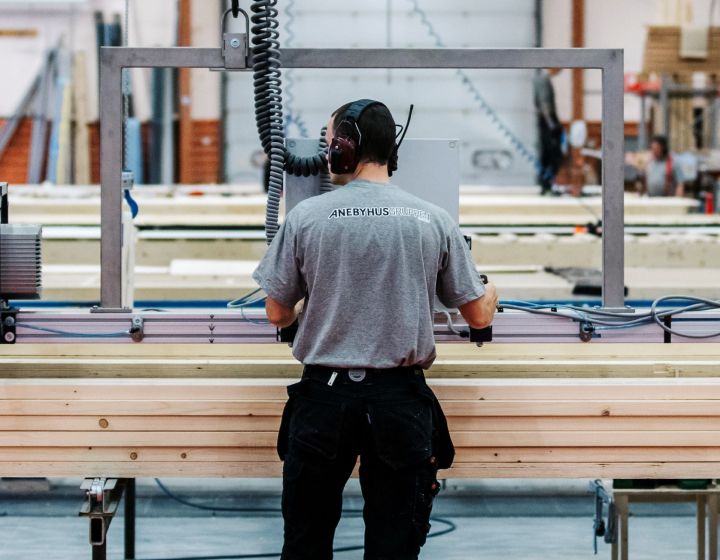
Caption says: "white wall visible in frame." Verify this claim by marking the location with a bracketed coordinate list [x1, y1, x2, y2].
[225, 0, 540, 185]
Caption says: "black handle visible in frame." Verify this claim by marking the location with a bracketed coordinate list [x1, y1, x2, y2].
[469, 273, 493, 344]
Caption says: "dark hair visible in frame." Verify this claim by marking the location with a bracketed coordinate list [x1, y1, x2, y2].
[651, 135, 669, 158]
[332, 101, 396, 165]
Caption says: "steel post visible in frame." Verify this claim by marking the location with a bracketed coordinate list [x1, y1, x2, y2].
[99, 46, 627, 309]
[99, 51, 125, 310]
[92, 542, 107, 560]
[125, 478, 136, 559]
[600, 49, 627, 310]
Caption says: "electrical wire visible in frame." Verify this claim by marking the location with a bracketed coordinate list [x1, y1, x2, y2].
[138, 478, 457, 560]
[16, 323, 130, 338]
[440, 295, 720, 341]
[250, 0, 329, 245]
[651, 295, 720, 339]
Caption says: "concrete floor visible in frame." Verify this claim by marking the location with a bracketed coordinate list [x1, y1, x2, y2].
[0, 479, 705, 559]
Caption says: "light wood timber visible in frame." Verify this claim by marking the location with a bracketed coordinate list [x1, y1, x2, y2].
[3, 343, 720, 378]
[2, 345, 720, 477]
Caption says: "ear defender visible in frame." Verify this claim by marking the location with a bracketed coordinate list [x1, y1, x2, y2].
[328, 99, 380, 175]
[329, 135, 360, 174]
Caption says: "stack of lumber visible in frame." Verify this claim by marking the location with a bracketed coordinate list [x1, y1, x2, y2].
[644, 26, 720, 75]
[1, 344, 720, 478]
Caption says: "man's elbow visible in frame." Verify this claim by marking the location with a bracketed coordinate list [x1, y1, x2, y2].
[465, 312, 493, 330]
[458, 295, 496, 329]
[265, 298, 297, 328]
[266, 308, 295, 328]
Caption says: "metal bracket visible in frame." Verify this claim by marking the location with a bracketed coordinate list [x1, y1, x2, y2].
[129, 314, 144, 342]
[218, 7, 249, 70]
[222, 33, 248, 69]
[79, 478, 127, 548]
[121, 170, 134, 192]
[0, 306, 18, 344]
[579, 321, 595, 342]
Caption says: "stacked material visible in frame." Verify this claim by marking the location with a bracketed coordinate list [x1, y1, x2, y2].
[643, 26, 720, 74]
[0, 224, 42, 299]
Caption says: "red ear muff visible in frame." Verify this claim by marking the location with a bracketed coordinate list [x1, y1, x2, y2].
[329, 136, 360, 174]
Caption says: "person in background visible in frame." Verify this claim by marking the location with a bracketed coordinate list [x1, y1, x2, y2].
[638, 135, 684, 197]
[533, 68, 564, 195]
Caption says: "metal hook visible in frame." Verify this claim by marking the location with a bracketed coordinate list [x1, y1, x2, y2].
[221, 7, 250, 39]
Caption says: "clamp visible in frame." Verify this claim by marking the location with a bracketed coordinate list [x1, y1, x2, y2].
[219, 3, 250, 70]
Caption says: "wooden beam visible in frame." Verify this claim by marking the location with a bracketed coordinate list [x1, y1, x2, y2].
[572, 0, 585, 120]
[178, 0, 193, 183]
[0, 29, 37, 38]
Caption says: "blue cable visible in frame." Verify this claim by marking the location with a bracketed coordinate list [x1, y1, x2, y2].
[124, 189, 139, 219]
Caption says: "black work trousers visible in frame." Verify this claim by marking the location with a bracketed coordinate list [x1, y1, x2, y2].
[277, 366, 454, 560]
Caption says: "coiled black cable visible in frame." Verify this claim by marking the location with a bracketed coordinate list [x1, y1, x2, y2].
[250, 0, 330, 243]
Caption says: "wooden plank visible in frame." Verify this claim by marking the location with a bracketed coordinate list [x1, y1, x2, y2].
[3, 446, 720, 465]
[7, 378, 720, 401]
[6, 342, 720, 359]
[455, 447, 720, 463]
[0, 447, 279, 462]
[178, 0, 193, 183]
[447, 416, 720, 431]
[2, 460, 720, 478]
[0, 431, 276, 447]
[0, 399, 285, 416]
[572, 0, 585, 120]
[450, 431, 720, 448]
[0, 461, 284, 477]
[0, 29, 37, 37]
[7, 398, 720, 417]
[5, 415, 720, 433]
[72, 51, 90, 184]
[5, 429, 720, 448]
[3, 360, 720, 378]
[446, 462, 720, 479]
[0, 415, 281, 431]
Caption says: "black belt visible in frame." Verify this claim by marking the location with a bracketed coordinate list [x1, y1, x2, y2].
[303, 364, 423, 384]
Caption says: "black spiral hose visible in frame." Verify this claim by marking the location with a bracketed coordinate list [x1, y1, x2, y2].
[250, 0, 330, 243]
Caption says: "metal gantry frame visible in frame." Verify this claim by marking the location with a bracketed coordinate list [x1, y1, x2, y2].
[99, 46, 626, 311]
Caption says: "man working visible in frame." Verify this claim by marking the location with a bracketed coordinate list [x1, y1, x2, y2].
[638, 135, 684, 198]
[253, 99, 498, 560]
[533, 68, 564, 195]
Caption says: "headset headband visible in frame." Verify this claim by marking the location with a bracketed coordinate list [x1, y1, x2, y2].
[341, 99, 383, 125]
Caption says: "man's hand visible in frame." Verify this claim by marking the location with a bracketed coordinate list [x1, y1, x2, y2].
[458, 281, 499, 329]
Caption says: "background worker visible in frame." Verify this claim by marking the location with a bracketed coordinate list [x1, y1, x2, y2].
[638, 135, 684, 197]
[533, 67, 565, 195]
[253, 99, 498, 560]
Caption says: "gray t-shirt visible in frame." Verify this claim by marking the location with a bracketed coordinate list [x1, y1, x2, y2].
[252, 179, 486, 369]
[646, 158, 680, 197]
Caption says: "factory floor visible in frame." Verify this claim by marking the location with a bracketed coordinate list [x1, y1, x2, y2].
[0, 479, 703, 559]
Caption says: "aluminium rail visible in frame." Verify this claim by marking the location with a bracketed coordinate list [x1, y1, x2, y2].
[99, 46, 626, 311]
